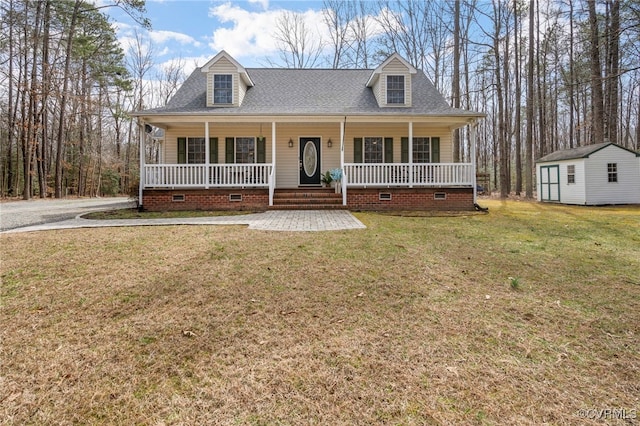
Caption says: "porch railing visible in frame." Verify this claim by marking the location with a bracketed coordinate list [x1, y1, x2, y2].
[343, 163, 473, 187]
[143, 164, 273, 188]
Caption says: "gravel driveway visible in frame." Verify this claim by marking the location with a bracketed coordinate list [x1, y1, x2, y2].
[0, 197, 135, 231]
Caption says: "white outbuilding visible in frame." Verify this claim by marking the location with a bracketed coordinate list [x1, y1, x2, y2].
[536, 142, 640, 205]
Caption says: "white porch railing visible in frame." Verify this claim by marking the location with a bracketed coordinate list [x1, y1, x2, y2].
[343, 163, 473, 187]
[144, 164, 273, 188]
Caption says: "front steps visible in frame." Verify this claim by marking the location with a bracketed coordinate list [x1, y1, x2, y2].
[271, 188, 346, 210]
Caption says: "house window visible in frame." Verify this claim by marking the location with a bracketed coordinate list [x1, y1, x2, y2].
[387, 75, 405, 104]
[607, 163, 618, 183]
[413, 137, 431, 163]
[235, 137, 255, 163]
[567, 165, 575, 184]
[364, 137, 384, 163]
[185, 137, 205, 164]
[213, 74, 233, 104]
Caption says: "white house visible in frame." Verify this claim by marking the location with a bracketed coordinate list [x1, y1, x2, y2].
[536, 142, 640, 205]
[132, 51, 485, 211]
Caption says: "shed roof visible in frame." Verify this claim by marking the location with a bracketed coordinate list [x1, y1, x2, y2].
[536, 142, 639, 163]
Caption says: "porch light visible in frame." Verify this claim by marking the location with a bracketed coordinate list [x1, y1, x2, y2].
[288, 138, 294, 148]
[327, 138, 332, 147]
[257, 124, 265, 142]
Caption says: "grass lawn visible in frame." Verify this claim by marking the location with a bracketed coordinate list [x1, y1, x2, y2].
[1, 200, 638, 425]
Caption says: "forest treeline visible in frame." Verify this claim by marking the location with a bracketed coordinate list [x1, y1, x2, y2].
[1, 0, 639, 200]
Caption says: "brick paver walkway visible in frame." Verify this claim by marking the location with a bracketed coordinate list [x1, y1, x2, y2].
[1, 210, 366, 234]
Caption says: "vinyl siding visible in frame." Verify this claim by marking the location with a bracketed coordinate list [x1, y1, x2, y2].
[369, 58, 413, 107]
[205, 57, 243, 107]
[161, 123, 456, 188]
[551, 160, 587, 204]
[583, 147, 640, 204]
[381, 58, 412, 107]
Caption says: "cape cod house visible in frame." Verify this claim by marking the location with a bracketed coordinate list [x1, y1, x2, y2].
[133, 51, 485, 211]
[536, 142, 640, 205]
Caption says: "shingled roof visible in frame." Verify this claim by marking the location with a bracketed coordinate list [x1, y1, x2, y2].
[537, 142, 640, 163]
[136, 67, 481, 118]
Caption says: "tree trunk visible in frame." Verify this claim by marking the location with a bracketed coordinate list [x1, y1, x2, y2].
[587, 0, 604, 144]
[514, 0, 522, 195]
[605, 0, 619, 145]
[525, 0, 534, 198]
[452, 0, 461, 163]
[55, 0, 81, 198]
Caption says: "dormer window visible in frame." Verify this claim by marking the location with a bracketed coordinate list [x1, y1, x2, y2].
[387, 75, 405, 104]
[214, 74, 233, 104]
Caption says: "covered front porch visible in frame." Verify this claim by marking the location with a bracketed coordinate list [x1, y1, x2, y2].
[138, 117, 479, 210]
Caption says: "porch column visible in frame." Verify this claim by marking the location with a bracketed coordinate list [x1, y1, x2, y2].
[138, 119, 145, 208]
[470, 119, 478, 204]
[270, 121, 276, 206]
[205, 121, 210, 189]
[408, 121, 413, 188]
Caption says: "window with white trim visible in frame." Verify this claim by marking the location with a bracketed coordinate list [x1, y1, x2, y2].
[236, 137, 255, 163]
[364, 137, 384, 163]
[567, 165, 575, 184]
[214, 74, 233, 104]
[387, 75, 405, 104]
[607, 163, 618, 183]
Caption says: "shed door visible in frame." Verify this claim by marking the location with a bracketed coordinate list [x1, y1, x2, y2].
[540, 165, 560, 202]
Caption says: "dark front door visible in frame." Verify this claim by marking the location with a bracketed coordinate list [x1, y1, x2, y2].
[299, 137, 321, 185]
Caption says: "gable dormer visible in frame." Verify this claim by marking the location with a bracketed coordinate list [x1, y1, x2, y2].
[201, 51, 254, 107]
[366, 53, 417, 108]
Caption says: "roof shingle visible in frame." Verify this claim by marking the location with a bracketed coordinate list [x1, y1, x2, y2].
[137, 67, 481, 117]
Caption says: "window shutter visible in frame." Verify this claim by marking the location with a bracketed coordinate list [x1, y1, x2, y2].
[384, 137, 393, 163]
[257, 137, 266, 163]
[431, 137, 440, 163]
[401, 137, 409, 163]
[209, 137, 218, 163]
[225, 137, 234, 163]
[354, 137, 363, 163]
[177, 137, 186, 164]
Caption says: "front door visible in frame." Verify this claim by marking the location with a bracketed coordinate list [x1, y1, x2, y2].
[299, 137, 321, 185]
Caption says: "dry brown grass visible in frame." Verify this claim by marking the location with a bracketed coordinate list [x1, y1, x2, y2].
[1, 200, 639, 425]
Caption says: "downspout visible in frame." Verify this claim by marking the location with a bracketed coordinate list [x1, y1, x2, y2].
[341, 116, 346, 205]
[470, 119, 488, 212]
[270, 121, 276, 206]
[138, 118, 145, 211]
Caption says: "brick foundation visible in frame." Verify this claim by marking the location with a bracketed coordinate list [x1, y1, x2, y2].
[142, 187, 474, 211]
[142, 189, 269, 211]
[346, 187, 474, 211]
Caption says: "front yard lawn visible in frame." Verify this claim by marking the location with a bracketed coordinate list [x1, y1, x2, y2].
[1, 200, 638, 425]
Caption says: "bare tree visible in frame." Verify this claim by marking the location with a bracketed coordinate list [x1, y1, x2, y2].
[525, 0, 534, 198]
[156, 56, 186, 107]
[272, 11, 323, 68]
[588, 0, 605, 144]
[322, 0, 354, 68]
